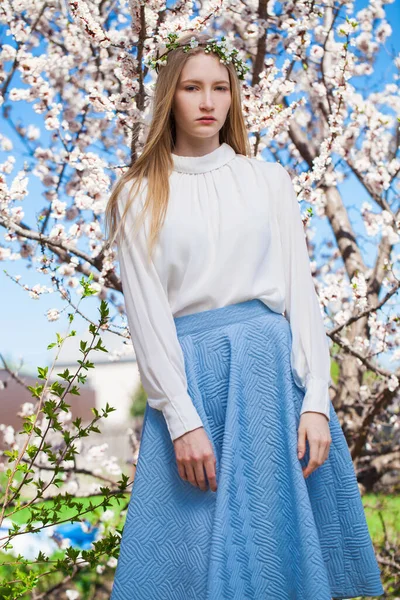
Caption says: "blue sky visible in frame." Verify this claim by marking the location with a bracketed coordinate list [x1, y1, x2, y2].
[1, 1, 399, 377]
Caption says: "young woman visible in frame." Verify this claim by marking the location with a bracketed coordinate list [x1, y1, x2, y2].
[105, 31, 384, 600]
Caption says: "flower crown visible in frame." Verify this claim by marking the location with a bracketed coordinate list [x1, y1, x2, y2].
[145, 33, 249, 80]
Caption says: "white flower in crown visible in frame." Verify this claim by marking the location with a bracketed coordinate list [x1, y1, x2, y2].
[224, 40, 235, 54]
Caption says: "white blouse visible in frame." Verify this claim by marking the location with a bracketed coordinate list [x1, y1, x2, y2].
[116, 142, 332, 442]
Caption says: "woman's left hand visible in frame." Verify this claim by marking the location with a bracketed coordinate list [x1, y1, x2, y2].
[297, 412, 332, 478]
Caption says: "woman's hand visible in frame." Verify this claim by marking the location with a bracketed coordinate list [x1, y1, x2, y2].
[173, 426, 217, 492]
[297, 412, 332, 478]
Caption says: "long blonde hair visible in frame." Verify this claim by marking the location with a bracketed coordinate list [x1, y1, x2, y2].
[104, 30, 251, 261]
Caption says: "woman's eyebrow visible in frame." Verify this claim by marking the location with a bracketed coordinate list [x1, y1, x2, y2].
[181, 79, 230, 85]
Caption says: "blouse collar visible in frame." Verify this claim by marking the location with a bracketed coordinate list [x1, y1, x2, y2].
[171, 142, 236, 174]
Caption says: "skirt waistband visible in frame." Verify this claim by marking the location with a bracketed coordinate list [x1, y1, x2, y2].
[173, 298, 279, 337]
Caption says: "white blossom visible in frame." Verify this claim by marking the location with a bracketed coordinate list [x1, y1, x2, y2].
[47, 308, 60, 322]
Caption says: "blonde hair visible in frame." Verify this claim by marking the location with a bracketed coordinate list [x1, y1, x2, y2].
[104, 30, 251, 262]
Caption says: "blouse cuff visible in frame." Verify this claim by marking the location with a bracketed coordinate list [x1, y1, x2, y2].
[160, 392, 205, 441]
[299, 376, 331, 421]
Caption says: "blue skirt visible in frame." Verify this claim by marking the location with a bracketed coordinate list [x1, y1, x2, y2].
[111, 299, 384, 599]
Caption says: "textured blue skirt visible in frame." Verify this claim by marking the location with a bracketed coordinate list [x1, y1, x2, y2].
[111, 299, 384, 599]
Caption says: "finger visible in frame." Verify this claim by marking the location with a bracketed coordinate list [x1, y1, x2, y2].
[204, 457, 217, 492]
[177, 462, 187, 481]
[297, 425, 307, 460]
[317, 439, 326, 466]
[302, 437, 320, 478]
[316, 431, 331, 466]
[184, 462, 198, 488]
[193, 460, 207, 491]
[322, 437, 332, 464]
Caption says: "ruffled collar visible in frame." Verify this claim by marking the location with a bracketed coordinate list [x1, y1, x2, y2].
[171, 142, 236, 174]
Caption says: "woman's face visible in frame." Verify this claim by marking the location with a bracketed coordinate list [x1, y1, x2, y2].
[171, 52, 232, 143]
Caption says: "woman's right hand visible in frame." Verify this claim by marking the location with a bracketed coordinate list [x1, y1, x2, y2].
[173, 427, 217, 492]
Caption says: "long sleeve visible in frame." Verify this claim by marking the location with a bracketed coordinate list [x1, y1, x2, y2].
[274, 163, 332, 421]
[115, 182, 204, 441]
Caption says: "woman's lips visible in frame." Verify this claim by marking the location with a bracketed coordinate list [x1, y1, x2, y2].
[197, 118, 216, 123]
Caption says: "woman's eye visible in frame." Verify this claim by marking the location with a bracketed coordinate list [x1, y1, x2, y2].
[184, 86, 229, 91]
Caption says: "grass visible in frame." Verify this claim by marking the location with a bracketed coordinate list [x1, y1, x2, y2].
[1, 493, 131, 527]
[2, 490, 398, 538]
[362, 492, 400, 543]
